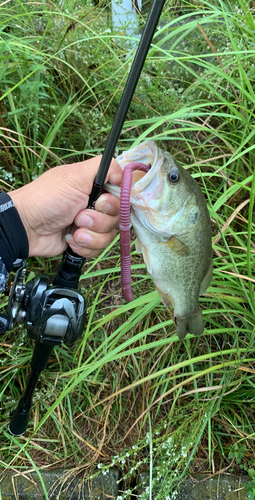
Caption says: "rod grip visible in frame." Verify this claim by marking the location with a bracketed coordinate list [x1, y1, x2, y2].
[53, 248, 85, 289]
[54, 183, 102, 288]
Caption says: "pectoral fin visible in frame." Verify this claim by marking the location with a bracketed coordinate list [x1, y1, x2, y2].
[135, 238, 142, 254]
[139, 244, 153, 275]
[162, 236, 190, 256]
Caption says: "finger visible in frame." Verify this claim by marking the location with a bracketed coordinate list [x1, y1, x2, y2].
[95, 193, 120, 215]
[65, 228, 118, 258]
[80, 156, 122, 186]
[74, 195, 119, 233]
[75, 193, 120, 222]
[75, 211, 119, 235]
[64, 157, 122, 197]
[105, 158, 122, 186]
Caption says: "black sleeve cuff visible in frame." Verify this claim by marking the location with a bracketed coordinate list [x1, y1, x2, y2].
[0, 192, 29, 272]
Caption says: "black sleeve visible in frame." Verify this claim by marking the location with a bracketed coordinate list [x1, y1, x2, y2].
[0, 192, 29, 290]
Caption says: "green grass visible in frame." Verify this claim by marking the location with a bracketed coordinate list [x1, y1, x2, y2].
[0, 0, 255, 498]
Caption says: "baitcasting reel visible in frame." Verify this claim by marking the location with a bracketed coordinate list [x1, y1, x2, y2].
[0, 258, 86, 436]
[0, 259, 86, 344]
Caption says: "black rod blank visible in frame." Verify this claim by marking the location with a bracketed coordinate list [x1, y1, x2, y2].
[88, 0, 166, 205]
[55, 0, 166, 286]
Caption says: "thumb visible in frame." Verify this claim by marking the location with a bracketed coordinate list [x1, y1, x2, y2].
[63, 156, 122, 199]
[104, 157, 122, 186]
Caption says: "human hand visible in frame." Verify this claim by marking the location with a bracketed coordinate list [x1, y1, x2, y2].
[8, 156, 122, 259]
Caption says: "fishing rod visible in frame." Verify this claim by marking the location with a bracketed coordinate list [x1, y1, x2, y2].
[1, 0, 167, 436]
[53, 0, 166, 289]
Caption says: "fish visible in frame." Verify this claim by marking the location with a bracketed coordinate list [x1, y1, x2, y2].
[105, 140, 213, 340]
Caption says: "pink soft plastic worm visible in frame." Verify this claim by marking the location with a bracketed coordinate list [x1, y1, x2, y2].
[120, 162, 149, 302]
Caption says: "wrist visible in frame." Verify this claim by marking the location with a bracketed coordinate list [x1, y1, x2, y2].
[0, 192, 29, 271]
[8, 187, 29, 231]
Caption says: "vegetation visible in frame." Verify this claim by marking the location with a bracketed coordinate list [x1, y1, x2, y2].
[0, 0, 255, 498]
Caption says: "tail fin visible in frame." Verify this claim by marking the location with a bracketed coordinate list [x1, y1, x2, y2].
[175, 308, 204, 340]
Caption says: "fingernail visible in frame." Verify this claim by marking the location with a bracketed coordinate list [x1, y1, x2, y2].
[65, 234, 73, 244]
[96, 200, 111, 213]
[76, 215, 93, 227]
[76, 233, 92, 245]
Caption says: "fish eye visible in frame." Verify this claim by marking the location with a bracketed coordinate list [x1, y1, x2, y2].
[168, 171, 180, 183]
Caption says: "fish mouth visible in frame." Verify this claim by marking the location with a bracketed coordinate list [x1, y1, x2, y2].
[104, 141, 164, 203]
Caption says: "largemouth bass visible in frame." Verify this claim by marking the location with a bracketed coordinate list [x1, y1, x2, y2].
[106, 141, 212, 340]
